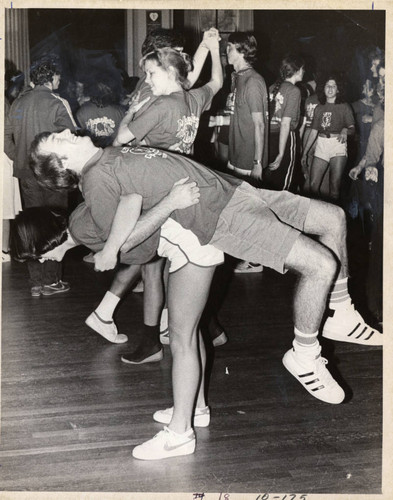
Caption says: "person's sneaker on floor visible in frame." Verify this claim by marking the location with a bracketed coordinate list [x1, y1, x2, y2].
[160, 328, 170, 345]
[322, 301, 383, 346]
[2, 251, 11, 262]
[121, 344, 163, 364]
[83, 252, 95, 263]
[211, 329, 228, 347]
[153, 406, 210, 427]
[85, 311, 128, 343]
[132, 426, 196, 460]
[282, 341, 345, 404]
[30, 285, 42, 298]
[41, 280, 70, 296]
[132, 278, 144, 293]
[234, 261, 263, 273]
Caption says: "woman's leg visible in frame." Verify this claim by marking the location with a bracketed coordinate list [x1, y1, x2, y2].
[142, 258, 166, 326]
[328, 155, 347, 202]
[167, 264, 216, 434]
[309, 156, 329, 199]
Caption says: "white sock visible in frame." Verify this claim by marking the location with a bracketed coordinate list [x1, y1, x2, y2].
[329, 277, 351, 309]
[294, 327, 318, 347]
[95, 291, 120, 321]
[160, 307, 168, 332]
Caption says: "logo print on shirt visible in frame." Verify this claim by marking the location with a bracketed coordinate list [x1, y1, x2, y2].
[171, 114, 200, 154]
[121, 146, 167, 159]
[321, 112, 332, 130]
[86, 117, 116, 137]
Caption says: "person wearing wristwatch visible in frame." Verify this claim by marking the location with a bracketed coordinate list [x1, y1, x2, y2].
[224, 32, 268, 273]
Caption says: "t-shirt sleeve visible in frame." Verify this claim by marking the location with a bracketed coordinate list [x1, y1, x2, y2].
[127, 99, 165, 142]
[282, 85, 301, 119]
[190, 85, 215, 114]
[245, 76, 267, 114]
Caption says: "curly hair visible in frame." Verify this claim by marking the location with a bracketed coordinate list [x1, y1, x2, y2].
[29, 132, 80, 192]
[142, 28, 185, 57]
[317, 73, 347, 104]
[30, 58, 60, 86]
[140, 48, 193, 90]
[10, 207, 68, 262]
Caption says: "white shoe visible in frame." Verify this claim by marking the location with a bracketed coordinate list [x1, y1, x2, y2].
[132, 278, 144, 293]
[160, 328, 170, 345]
[85, 311, 128, 344]
[83, 252, 95, 263]
[234, 261, 263, 273]
[282, 343, 345, 404]
[153, 406, 210, 427]
[132, 426, 196, 460]
[322, 302, 382, 346]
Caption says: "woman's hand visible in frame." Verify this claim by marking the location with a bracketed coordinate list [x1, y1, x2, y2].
[337, 129, 348, 143]
[250, 163, 263, 181]
[268, 154, 283, 171]
[301, 155, 310, 178]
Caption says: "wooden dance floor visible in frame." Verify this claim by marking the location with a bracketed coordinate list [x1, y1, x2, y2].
[1, 248, 382, 495]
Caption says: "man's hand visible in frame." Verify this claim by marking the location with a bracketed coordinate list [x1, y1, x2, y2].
[268, 154, 283, 171]
[93, 248, 118, 272]
[365, 166, 378, 183]
[337, 129, 348, 144]
[349, 164, 364, 180]
[167, 177, 200, 210]
[250, 163, 262, 181]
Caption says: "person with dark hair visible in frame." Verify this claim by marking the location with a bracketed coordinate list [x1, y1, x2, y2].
[19, 130, 381, 458]
[76, 81, 125, 148]
[209, 32, 268, 273]
[265, 54, 305, 193]
[5, 57, 77, 296]
[302, 74, 355, 203]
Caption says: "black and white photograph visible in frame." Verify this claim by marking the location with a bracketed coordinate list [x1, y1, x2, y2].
[1, 1, 390, 498]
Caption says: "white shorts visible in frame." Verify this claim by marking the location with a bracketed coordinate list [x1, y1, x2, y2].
[158, 218, 224, 273]
[314, 136, 347, 162]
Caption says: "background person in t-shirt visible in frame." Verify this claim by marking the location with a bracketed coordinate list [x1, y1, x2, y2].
[302, 74, 355, 203]
[265, 54, 305, 193]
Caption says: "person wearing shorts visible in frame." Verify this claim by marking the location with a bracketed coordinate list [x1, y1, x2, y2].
[302, 75, 355, 202]
[20, 130, 381, 461]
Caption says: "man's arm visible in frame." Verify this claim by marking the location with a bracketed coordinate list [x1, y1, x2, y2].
[269, 116, 291, 170]
[203, 31, 223, 96]
[250, 111, 265, 181]
[94, 177, 200, 271]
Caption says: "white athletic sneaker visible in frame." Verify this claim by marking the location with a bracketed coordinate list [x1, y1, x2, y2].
[234, 261, 263, 273]
[322, 302, 382, 346]
[282, 343, 345, 404]
[85, 311, 128, 344]
[153, 406, 210, 427]
[160, 328, 170, 345]
[132, 426, 196, 460]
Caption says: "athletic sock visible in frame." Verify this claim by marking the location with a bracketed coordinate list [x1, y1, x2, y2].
[328, 277, 351, 309]
[294, 327, 319, 347]
[95, 291, 121, 321]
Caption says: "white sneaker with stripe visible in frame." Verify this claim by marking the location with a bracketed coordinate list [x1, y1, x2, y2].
[132, 426, 196, 460]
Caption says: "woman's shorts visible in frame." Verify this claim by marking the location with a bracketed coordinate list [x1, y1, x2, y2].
[158, 218, 224, 273]
[314, 136, 347, 162]
[210, 181, 310, 274]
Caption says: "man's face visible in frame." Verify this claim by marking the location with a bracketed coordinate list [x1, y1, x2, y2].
[226, 42, 241, 66]
[38, 129, 96, 167]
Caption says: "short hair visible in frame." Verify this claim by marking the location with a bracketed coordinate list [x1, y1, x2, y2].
[279, 54, 305, 80]
[228, 32, 258, 66]
[141, 28, 185, 57]
[140, 48, 193, 90]
[10, 207, 68, 262]
[30, 58, 60, 86]
[29, 132, 80, 191]
[87, 82, 119, 107]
